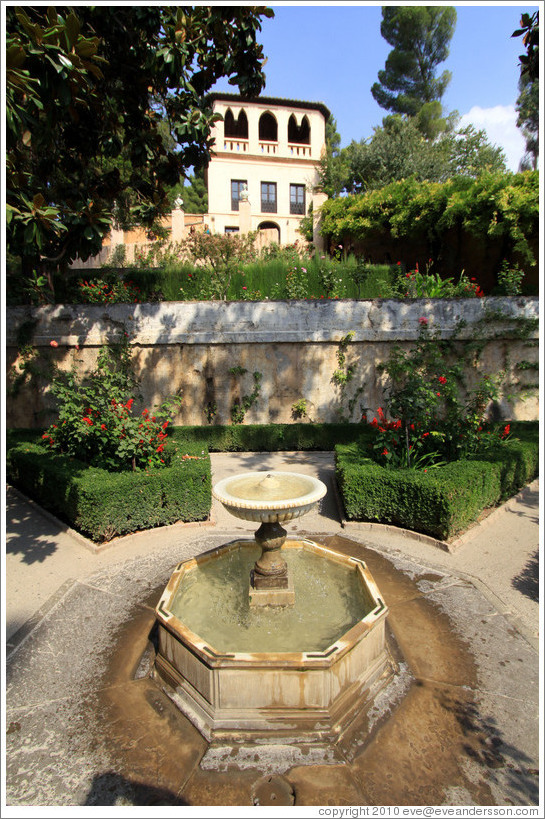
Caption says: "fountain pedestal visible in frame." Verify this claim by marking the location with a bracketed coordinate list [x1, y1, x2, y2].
[250, 521, 295, 606]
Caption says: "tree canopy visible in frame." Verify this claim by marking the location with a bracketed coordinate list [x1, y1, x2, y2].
[371, 6, 457, 139]
[6, 5, 273, 276]
[321, 116, 506, 197]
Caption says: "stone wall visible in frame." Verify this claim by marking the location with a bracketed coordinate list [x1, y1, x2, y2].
[6, 298, 539, 429]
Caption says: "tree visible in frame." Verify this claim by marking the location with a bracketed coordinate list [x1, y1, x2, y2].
[317, 116, 349, 198]
[516, 75, 539, 170]
[175, 168, 209, 214]
[512, 11, 539, 82]
[337, 117, 506, 194]
[6, 5, 273, 281]
[371, 6, 457, 139]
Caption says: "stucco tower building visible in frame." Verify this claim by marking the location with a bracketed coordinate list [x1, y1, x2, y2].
[206, 93, 330, 248]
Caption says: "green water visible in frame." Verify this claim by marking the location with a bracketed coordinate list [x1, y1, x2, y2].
[170, 544, 373, 654]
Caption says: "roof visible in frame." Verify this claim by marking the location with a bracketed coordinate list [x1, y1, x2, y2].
[206, 92, 330, 121]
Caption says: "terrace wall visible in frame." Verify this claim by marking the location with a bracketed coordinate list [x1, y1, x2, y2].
[6, 298, 539, 429]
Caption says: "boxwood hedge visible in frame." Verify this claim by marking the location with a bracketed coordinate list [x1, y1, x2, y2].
[6, 433, 211, 543]
[335, 423, 539, 540]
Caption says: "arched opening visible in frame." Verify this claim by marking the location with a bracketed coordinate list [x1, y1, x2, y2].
[259, 111, 278, 142]
[257, 220, 280, 249]
[224, 108, 248, 139]
[288, 114, 311, 144]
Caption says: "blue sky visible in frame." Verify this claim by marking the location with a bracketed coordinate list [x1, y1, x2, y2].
[212, 2, 540, 171]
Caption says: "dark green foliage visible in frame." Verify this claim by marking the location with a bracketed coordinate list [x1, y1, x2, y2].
[169, 423, 372, 452]
[6, 433, 211, 542]
[336, 424, 539, 539]
[371, 6, 457, 139]
[6, 5, 272, 278]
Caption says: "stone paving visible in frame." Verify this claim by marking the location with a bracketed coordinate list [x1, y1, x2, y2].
[3, 453, 541, 809]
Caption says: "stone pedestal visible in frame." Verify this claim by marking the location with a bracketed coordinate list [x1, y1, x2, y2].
[250, 521, 295, 606]
[171, 207, 185, 242]
[312, 189, 328, 252]
[239, 198, 252, 235]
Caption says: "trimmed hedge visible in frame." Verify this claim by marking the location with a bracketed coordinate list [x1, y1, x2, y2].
[336, 424, 539, 540]
[6, 433, 211, 542]
[169, 423, 371, 452]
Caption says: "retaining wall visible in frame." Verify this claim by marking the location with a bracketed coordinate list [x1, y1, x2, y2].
[6, 298, 539, 428]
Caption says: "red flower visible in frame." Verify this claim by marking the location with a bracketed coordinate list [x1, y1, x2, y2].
[382, 448, 389, 456]
[50, 340, 58, 348]
[83, 416, 93, 426]
[436, 392, 441, 397]
[101, 424, 107, 430]
[502, 424, 511, 438]
[418, 317, 428, 326]
[438, 376, 447, 385]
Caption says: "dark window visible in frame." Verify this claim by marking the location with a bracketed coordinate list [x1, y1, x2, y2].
[290, 184, 306, 215]
[231, 179, 247, 211]
[259, 112, 278, 142]
[288, 114, 311, 145]
[224, 108, 248, 139]
[224, 226, 240, 234]
[261, 182, 277, 213]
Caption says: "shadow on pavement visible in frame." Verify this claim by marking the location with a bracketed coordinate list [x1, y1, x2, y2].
[512, 548, 539, 602]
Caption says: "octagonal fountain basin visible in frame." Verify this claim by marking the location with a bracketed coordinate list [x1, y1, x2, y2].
[154, 538, 390, 744]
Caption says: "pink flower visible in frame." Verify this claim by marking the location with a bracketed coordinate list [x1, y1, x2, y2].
[242, 286, 247, 290]
[418, 317, 428, 326]
[50, 340, 58, 348]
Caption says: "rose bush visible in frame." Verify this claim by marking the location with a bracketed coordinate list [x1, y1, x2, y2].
[42, 340, 182, 471]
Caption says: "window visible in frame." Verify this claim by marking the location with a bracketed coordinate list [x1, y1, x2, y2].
[231, 179, 247, 211]
[261, 182, 277, 213]
[259, 112, 278, 142]
[288, 114, 310, 145]
[224, 108, 248, 139]
[224, 226, 240, 234]
[290, 184, 306, 215]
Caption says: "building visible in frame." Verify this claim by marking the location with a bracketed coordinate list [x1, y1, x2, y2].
[71, 93, 330, 268]
[205, 93, 330, 248]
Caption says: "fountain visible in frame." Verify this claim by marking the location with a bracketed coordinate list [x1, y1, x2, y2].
[153, 471, 391, 744]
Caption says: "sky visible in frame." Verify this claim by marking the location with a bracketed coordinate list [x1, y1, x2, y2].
[212, 1, 540, 172]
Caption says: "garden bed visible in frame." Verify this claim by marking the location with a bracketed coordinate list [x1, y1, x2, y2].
[6, 422, 538, 544]
[6, 432, 211, 543]
[335, 422, 539, 541]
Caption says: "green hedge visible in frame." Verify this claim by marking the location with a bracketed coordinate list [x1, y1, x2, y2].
[170, 423, 371, 452]
[336, 424, 539, 540]
[6, 434, 211, 542]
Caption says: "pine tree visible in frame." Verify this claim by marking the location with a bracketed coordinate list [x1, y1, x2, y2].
[371, 6, 456, 140]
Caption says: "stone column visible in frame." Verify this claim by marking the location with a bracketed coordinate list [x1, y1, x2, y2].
[312, 189, 328, 252]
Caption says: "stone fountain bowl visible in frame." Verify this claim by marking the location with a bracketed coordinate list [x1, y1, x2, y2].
[212, 470, 327, 523]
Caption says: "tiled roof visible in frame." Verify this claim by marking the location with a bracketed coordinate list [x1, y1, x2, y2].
[206, 92, 330, 120]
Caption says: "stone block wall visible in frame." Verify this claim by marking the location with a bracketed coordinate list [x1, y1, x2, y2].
[5, 298, 539, 429]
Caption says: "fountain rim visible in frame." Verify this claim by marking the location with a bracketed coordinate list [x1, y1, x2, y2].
[212, 470, 327, 511]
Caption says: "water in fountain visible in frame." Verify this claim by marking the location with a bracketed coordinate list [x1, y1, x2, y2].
[169, 542, 375, 653]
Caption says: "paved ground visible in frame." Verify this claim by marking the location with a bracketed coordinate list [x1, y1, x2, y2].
[3, 452, 542, 809]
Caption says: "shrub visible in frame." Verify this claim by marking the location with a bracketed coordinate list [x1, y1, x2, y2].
[44, 340, 182, 471]
[336, 426, 539, 539]
[6, 435, 211, 542]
